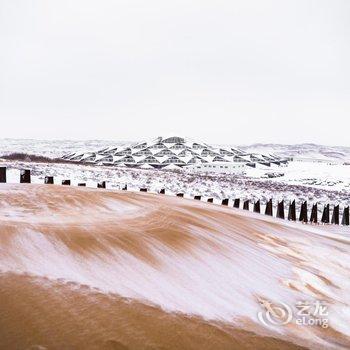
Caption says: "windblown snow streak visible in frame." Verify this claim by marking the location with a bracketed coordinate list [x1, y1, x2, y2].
[0, 184, 349, 349]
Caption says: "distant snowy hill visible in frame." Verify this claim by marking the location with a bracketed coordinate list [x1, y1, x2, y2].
[238, 143, 350, 163]
[1, 138, 349, 163]
[0, 139, 127, 158]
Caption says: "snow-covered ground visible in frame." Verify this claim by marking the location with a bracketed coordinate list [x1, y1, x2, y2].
[274, 162, 350, 191]
[0, 138, 349, 208]
[1, 159, 349, 209]
[239, 143, 350, 163]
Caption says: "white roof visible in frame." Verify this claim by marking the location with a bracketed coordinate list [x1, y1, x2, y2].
[96, 154, 109, 161]
[181, 155, 193, 163]
[113, 155, 125, 162]
[133, 155, 147, 162]
[172, 149, 187, 156]
[239, 155, 252, 161]
[154, 156, 168, 163]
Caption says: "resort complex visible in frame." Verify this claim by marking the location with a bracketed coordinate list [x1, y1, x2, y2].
[62, 136, 288, 172]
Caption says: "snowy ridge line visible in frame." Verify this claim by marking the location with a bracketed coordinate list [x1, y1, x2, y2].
[0, 166, 349, 227]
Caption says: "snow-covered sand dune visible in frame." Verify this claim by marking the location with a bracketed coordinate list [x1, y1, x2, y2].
[0, 184, 350, 349]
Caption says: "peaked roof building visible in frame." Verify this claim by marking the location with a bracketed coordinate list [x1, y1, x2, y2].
[62, 136, 288, 170]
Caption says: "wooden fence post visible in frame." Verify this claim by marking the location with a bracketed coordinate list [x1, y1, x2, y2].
[265, 199, 273, 216]
[321, 204, 330, 224]
[299, 201, 308, 223]
[44, 176, 54, 184]
[276, 200, 285, 219]
[20, 169, 31, 183]
[97, 181, 106, 188]
[253, 200, 260, 213]
[0, 167, 6, 183]
[221, 198, 229, 206]
[243, 200, 249, 211]
[342, 206, 349, 226]
[288, 200, 296, 221]
[310, 203, 318, 224]
[331, 205, 340, 225]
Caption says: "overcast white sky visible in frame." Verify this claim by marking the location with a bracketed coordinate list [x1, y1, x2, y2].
[0, 0, 349, 145]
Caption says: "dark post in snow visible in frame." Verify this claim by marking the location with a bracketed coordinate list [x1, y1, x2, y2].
[331, 205, 340, 225]
[265, 199, 273, 216]
[310, 203, 318, 224]
[233, 198, 240, 208]
[207, 198, 214, 203]
[140, 188, 147, 192]
[194, 195, 201, 200]
[342, 206, 350, 226]
[97, 181, 106, 189]
[44, 176, 54, 184]
[276, 200, 285, 219]
[122, 184, 127, 191]
[243, 200, 249, 211]
[0, 167, 6, 183]
[159, 189, 165, 194]
[78, 183, 86, 187]
[299, 201, 308, 223]
[176, 193, 184, 197]
[62, 180, 71, 186]
[321, 204, 330, 224]
[288, 200, 296, 221]
[221, 198, 229, 206]
[20, 169, 31, 183]
[253, 200, 260, 213]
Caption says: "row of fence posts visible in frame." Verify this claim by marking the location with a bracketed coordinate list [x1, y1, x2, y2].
[1, 167, 348, 226]
[154, 189, 349, 226]
[0, 167, 106, 189]
[218, 197, 349, 226]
